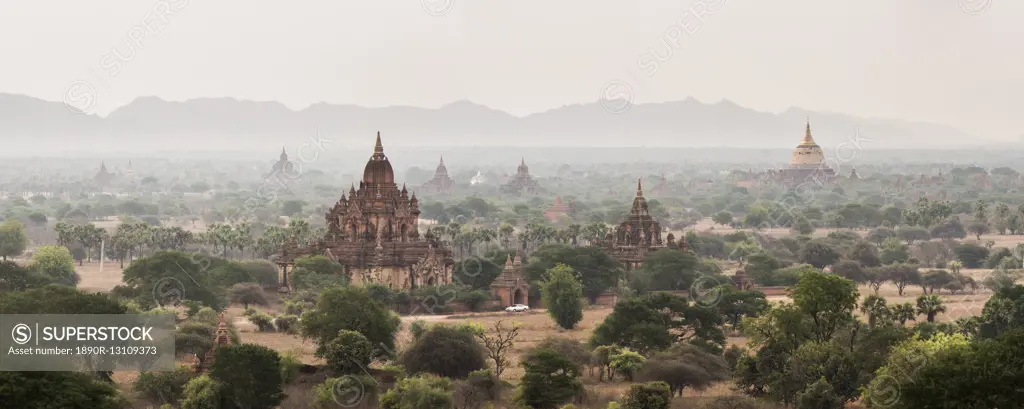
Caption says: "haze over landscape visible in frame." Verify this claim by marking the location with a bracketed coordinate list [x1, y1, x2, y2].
[1, 0, 1021, 154]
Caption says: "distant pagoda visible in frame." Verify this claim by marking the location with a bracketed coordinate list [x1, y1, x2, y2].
[95, 162, 115, 187]
[267, 147, 296, 177]
[500, 158, 544, 196]
[775, 120, 836, 182]
[543, 196, 574, 223]
[422, 156, 455, 193]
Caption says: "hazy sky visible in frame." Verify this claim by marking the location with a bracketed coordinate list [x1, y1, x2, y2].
[1, 0, 1020, 139]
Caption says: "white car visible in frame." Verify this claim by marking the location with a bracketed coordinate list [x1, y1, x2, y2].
[505, 304, 529, 312]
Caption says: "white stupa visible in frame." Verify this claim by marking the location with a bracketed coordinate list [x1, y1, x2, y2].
[470, 171, 487, 185]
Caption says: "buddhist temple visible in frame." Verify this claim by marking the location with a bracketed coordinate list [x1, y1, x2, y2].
[767, 120, 836, 183]
[603, 179, 666, 270]
[470, 171, 487, 185]
[731, 261, 755, 290]
[500, 158, 544, 195]
[490, 250, 529, 307]
[275, 132, 454, 291]
[193, 312, 233, 374]
[422, 156, 455, 193]
[267, 147, 296, 177]
[95, 162, 115, 187]
[543, 196, 574, 223]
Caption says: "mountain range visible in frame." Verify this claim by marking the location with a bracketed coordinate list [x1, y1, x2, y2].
[0, 93, 978, 154]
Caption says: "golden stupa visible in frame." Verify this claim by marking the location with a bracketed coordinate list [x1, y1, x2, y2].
[789, 120, 828, 169]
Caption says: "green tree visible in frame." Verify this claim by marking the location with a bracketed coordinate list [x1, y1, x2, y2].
[633, 249, 700, 291]
[29, 245, 78, 285]
[179, 375, 222, 409]
[795, 377, 843, 409]
[379, 374, 454, 409]
[300, 286, 401, 359]
[323, 330, 375, 375]
[791, 271, 858, 342]
[0, 285, 126, 314]
[862, 333, 972, 408]
[209, 344, 284, 409]
[860, 295, 889, 329]
[885, 264, 922, 296]
[400, 324, 487, 379]
[711, 211, 733, 226]
[619, 381, 671, 409]
[879, 237, 910, 265]
[0, 372, 123, 409]
[120, 251, 227, 310]
[716, 285, 770, 329]
[591, 292, 725, 355]
[0, 220, 28, 260]
[889, 303, 917, 327]
[799, 240, 840, 269]
[133, 366, 195, 406]
[845, 241, 881, 267]
[541, 263, 584, 330]
[915, 294, 947, 322]
[608, 348, 646, 381]
[0, 260, 51, 291]
[313, 375, 377, 408]
[523, 244, 623, 302]
[227, 282, 268, 309]
[516, 349, 583, 409]
[636, 343, 730, 397]
[921, 269, 953, 294]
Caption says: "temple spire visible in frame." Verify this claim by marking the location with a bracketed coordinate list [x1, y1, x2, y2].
[636, 178, 644, 197]
[440, 155, 444, 165]
[371, 131, 385, 159]
[801, 118, 817, 146]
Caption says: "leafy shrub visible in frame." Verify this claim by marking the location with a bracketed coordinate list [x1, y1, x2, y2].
[133, 366, 195, 405]
[248, 312, 275, 332]
[400, 324, 487, 379]
[274, 315, 299, 334]
[324, 330, 375, 375]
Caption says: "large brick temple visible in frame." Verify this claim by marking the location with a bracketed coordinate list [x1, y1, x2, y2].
[603, 179, 668, 271]
[275, 132, 455, 291]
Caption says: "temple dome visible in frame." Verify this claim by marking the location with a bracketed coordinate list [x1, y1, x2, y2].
[789, 120, 827, 169]
[363, 132, 395, 185]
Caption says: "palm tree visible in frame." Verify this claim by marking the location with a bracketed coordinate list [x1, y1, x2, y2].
[916, 294, 947, 323]
[566, 224, 582, 247]
[498, 224, 515, 249]
[889, 303, 917, 327]
[860, 294, 889, 328]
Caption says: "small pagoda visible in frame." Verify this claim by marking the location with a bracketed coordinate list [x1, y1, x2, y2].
[95, 162, 115, 188]
[422, 156, 455, 193]
[267, 147, 296, 177]
[490, 250, 529, 307]
[192, 312, 233, 374]
[543, 196, 573, 223]
[500, 158, 544, 196]
[731, 261, 755, 291]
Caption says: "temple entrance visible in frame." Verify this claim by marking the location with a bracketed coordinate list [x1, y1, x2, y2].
[512, 289, 524, 305]
[427, 277, 436, 286]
